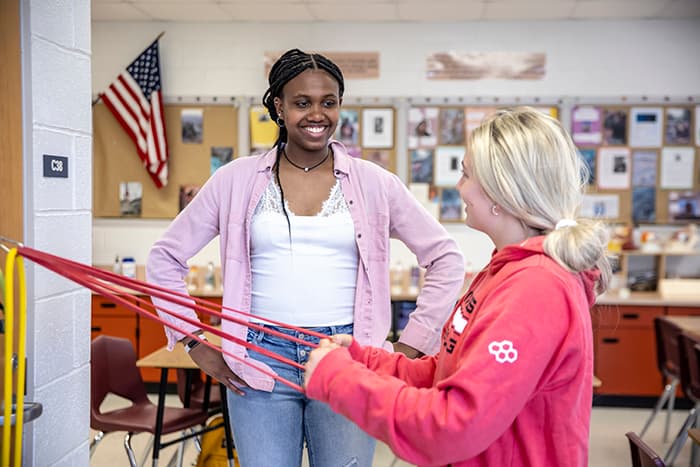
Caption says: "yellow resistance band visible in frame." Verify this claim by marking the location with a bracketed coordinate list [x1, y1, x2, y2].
[2, 249, 27, 467]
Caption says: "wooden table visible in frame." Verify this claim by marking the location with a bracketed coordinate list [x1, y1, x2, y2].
[136, 331, 234, 465]
[689, 428, 700, 446]
[665, 315, 700, 336]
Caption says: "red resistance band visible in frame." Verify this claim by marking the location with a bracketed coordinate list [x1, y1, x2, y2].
[18, 246, 334, 393]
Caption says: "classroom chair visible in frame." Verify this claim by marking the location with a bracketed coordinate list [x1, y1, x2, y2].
[664, 332, 700, 466]
[625, 432, 666, 467]
[90, 335, 209, 467]
[641, 316, 683, 442]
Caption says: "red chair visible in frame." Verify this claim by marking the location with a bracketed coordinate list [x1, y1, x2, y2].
[625, 432, 666, 467]
[90, 335, 209, 467]
[640, 317, 683, 442]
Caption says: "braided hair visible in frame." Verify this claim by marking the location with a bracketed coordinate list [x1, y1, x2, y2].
[261, 49, 345, 238]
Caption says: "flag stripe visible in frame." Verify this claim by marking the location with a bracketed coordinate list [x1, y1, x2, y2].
[99, 39, 169, 188]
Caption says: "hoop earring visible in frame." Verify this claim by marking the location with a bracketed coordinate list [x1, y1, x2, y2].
[491, 204, 500, 216]
[276, 117, 285, 128]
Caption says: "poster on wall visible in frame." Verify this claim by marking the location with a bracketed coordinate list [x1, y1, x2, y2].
[409, 183, 439, 219]
[660, 147, 695, 189]
[407, 107, 438, 149]
[597, 147, 631, 189]
[362, 108, 394, 148]
[632, 187, 656, 223]
[581, 194, 620, 219]
[631, 150, 657, 187]
[181, 109, 204, 144]
[335, 109, 359, 146]
[602, 108, 628, 145]
[210, 147, 234, 175]
[439, 108, 465, 145]
[669, 191, 700, 222]
[579, 148, 596, 185]
[410, 149, 434, 183]
[439, 188, 464, 222]
[119, 181, 143, 217]
[249, 106, 278, 150]
[572, 106, 602, 145]
[629, 107, 663, 147]
[179, 184, 200, 212]
[665, 107, 692, 145]
[426, 52, 546, 80]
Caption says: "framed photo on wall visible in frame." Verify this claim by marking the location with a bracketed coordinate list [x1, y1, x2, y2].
[434, 146, 464, 187]
[601, 108, 628, 145]
[439, 108, 465, 145]
[362, 108, 394, 148]
[335, 109, 359, 146]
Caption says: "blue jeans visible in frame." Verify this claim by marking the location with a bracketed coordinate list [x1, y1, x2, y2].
[227, 324, 376, 467]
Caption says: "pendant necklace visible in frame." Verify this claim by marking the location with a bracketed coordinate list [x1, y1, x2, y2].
[283, 147, 331, 173]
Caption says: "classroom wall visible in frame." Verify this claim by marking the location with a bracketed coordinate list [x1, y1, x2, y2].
[23, 0, 93, 465]
[91, 19, 700, 271]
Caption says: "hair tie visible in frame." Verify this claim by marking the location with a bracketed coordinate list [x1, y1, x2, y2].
[555, 219, 578, 230]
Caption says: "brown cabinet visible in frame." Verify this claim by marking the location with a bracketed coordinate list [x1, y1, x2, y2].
[593, 305, 664, 396]
[91, 295, 138, 351]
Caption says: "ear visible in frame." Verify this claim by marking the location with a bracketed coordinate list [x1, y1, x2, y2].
[273, 97, 282, 115]
[339, 97, 343, 107]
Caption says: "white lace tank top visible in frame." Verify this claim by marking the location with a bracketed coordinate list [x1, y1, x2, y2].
[249, 178, 359, 326]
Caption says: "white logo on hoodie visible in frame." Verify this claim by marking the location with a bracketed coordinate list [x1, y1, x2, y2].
[488, 340, 518, 364]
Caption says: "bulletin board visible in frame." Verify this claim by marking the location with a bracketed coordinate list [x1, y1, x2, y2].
[248, 105, 397, 174]
[572, 104, 700, 225]
[405, 105, 560, 223]
[93, 103, 238, 218]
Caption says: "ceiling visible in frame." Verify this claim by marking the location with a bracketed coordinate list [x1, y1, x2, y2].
[92, 0, 700, 22]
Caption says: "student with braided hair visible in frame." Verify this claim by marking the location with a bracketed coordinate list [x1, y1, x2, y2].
[304, 107, 612, 467]
[147, 49, 464, 466]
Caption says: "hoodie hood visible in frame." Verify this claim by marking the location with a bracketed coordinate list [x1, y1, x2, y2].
[486, 236, 600, 308]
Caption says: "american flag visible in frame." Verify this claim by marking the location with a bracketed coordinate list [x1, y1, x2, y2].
[100, 39, 169, 188]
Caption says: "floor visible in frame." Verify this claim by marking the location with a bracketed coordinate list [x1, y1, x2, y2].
[89, 394, 696, 466]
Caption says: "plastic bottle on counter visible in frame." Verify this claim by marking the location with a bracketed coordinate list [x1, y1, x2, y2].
[121, 257, 136, 279]
[204, 262, 216, 291]
[112, 255, 121, 275]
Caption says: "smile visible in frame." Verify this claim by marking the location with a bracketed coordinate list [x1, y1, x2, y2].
[304, 126, 326, 134]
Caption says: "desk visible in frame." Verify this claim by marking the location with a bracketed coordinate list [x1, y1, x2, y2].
[136, 332, 234, 465]
[666, 315, 700, 336]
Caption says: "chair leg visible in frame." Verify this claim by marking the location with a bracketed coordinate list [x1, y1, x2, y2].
[138, 435, 154, 467]
[89, 431, 105, 458]
[664, 406, 697, 466]
[124, 432, 139, 467]
[641, 378, 678, 438]
[664, 379, 679, 442]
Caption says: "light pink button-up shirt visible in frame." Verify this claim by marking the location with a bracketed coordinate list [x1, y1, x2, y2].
[147, 142, 464, 391]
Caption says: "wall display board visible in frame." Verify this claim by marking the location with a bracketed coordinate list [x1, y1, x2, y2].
[94, 103, 238, 218]
[407, 104, 559, 222]
[248, 105, 397, 173]
[573, 104, 699, 225]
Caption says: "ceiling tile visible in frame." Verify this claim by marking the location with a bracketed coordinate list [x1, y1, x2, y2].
[218, 3, 313, 21]
[572, 0, 668, 18]
[306, 3, 398, 21]
[483, 1, 576, 20]
[397, 1, 485, 21]
[134, 2, 234, 21]
[92, 3, 153, 20]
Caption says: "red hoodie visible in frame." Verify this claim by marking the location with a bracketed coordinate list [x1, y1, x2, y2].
[306, 236, 599, 466]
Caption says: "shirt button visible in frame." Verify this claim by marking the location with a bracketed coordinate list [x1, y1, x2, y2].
[367, 299, 372, 305]
[349, 200, 353, 205]
[357, 233, 362, 238]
